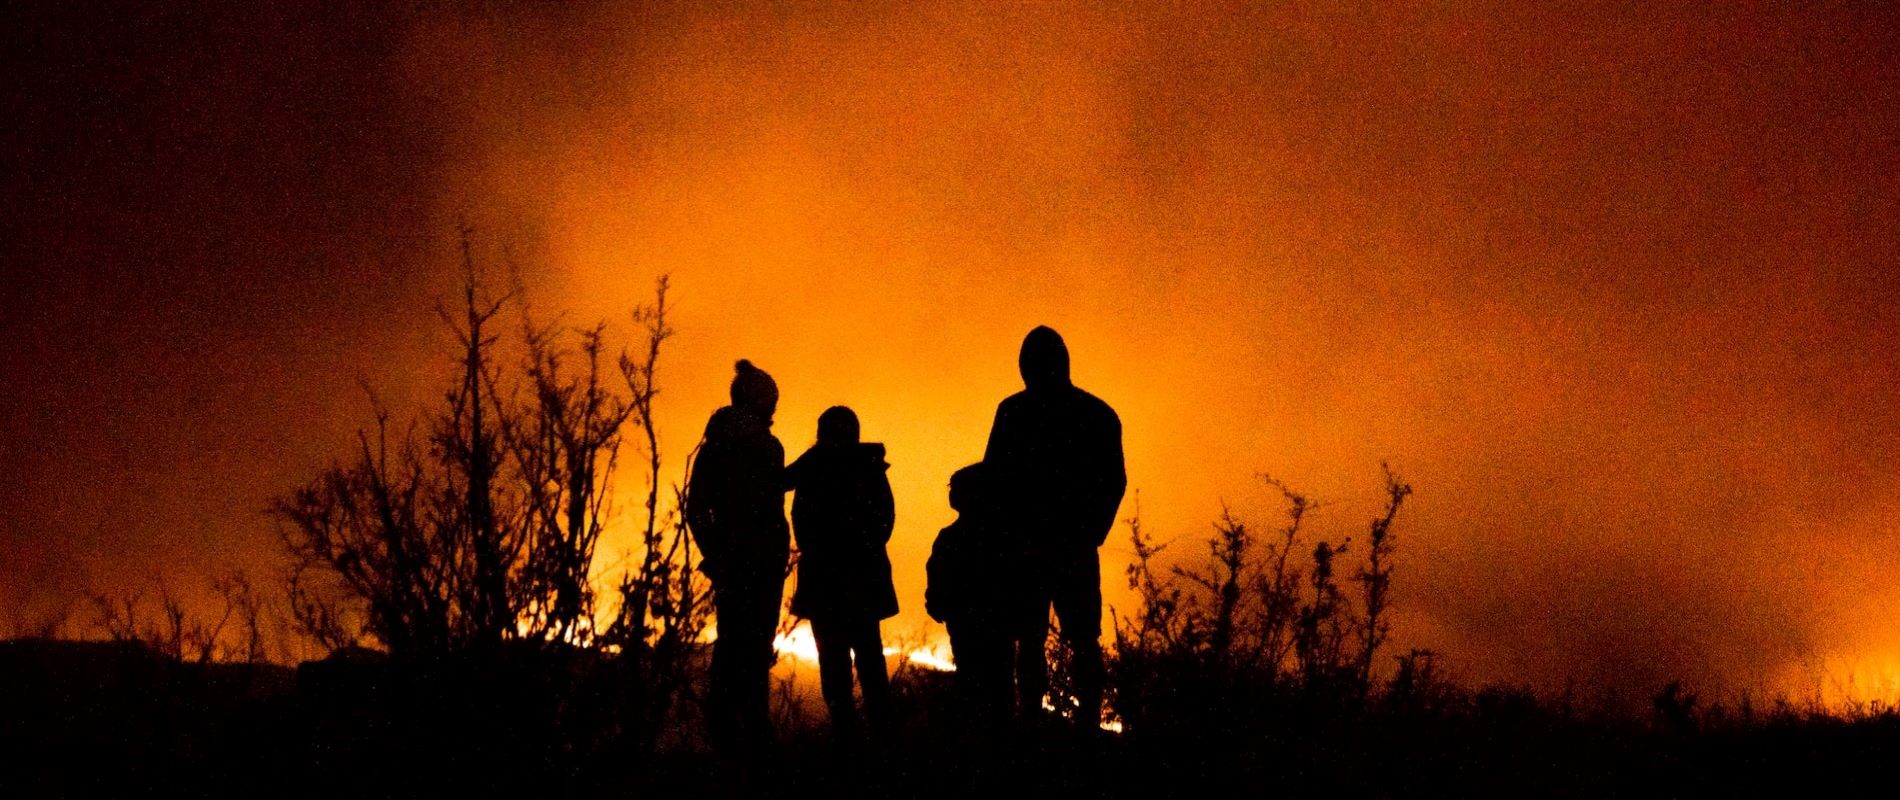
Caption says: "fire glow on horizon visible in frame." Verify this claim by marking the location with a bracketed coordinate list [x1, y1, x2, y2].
[769, 620, 1125, 732]
[770, 621, 957, 674]
[5, 2, 1899, 706]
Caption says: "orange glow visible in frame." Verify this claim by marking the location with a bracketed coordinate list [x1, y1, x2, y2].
[8, 2, 1898, 706]
[456, 2, 1900, 699]
[769, 621, 956, 673]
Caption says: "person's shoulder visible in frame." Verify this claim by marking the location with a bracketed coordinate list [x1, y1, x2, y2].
[930, 523, 959, 561]
[937, 518, 971, 542]
[856, 442, 890, 473]
[721, 407, 775, 443]
[703, 405, 736, 436]
[995, 390, 1033, 413]
[786, 445, 820, 478]
[1070, 386, 1120, 421]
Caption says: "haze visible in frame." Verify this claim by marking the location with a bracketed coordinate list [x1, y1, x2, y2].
[4, 1, 1897, 700]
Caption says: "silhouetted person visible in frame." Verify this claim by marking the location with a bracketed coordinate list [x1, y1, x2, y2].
[983, 326, 1126, 731]
[926, 462, 1035, 734]
[784, 406, 898, 743]
[686, 359, 791, 759]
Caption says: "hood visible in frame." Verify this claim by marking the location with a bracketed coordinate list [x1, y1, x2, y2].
[792, 441, 889, 476]
[1018, 326, 1071, 390]
[816, 405, 860, 445]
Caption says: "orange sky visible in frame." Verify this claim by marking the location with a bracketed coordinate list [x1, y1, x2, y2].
[4, 1, 1898, 699]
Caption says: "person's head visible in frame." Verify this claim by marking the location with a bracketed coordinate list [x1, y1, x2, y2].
[948, 462, 991, 514]
[730, 359, 778, 420]
[1018, 325, 1071, 390]
[816, 406, 860, 445]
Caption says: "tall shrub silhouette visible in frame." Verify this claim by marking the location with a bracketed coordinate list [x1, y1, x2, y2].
[274, 236, 518, 654]
[1354, 466, 1413, 691]
[1109, 466, 1412, 735]
[509, 314, 629, 645]
[273, 236, 695, 662]
[597, 277, 716, 754]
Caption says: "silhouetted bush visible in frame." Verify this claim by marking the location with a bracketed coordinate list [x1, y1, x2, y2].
[266, 234, 711, 779]
[1108, 466, 1412, 741]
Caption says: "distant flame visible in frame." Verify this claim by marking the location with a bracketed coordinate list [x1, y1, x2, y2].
[1771, 651, 1900, 710]
[895, 645, 958, 672]
[766, 622, 1122, 732]
[771, 624, 822, 664]
[1041, 696, 1125, 734]
[770, 622, 957, 672]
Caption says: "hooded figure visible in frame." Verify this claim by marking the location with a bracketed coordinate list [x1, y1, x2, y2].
[786, 407, 898, 621]
[686, 359, 791, 758]
[982, 326, 1126, 729]
[784, 405, 897, 737]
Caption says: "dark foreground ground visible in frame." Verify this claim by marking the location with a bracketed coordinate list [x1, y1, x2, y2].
[4, 638, 1897, 798]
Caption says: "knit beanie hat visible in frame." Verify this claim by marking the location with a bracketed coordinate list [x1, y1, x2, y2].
[730, 359, 779, 413]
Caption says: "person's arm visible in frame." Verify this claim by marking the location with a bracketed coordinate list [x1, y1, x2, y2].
[982, 399, 1013, 464]
[685, 439, 726, 570]
[983, 398, 1026, 524]
[764, 437, 789, 543]
[780, 450, 803, 494]
[746, 435, 785, 511]
[1091, 408, 1128, 547]
[924, 534, 949, 623]
[873, 466, 895, 545]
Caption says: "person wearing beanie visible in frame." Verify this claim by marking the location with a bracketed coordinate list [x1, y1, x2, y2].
[685, 359, 791, 759]
[783, 406, 898, 743]
[982, 326, 1126, 734]
[729, 357, 779, 415]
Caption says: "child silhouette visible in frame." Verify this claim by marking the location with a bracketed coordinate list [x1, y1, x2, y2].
[927, 462, 1035, 731]
[784, 406, 897, 740]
